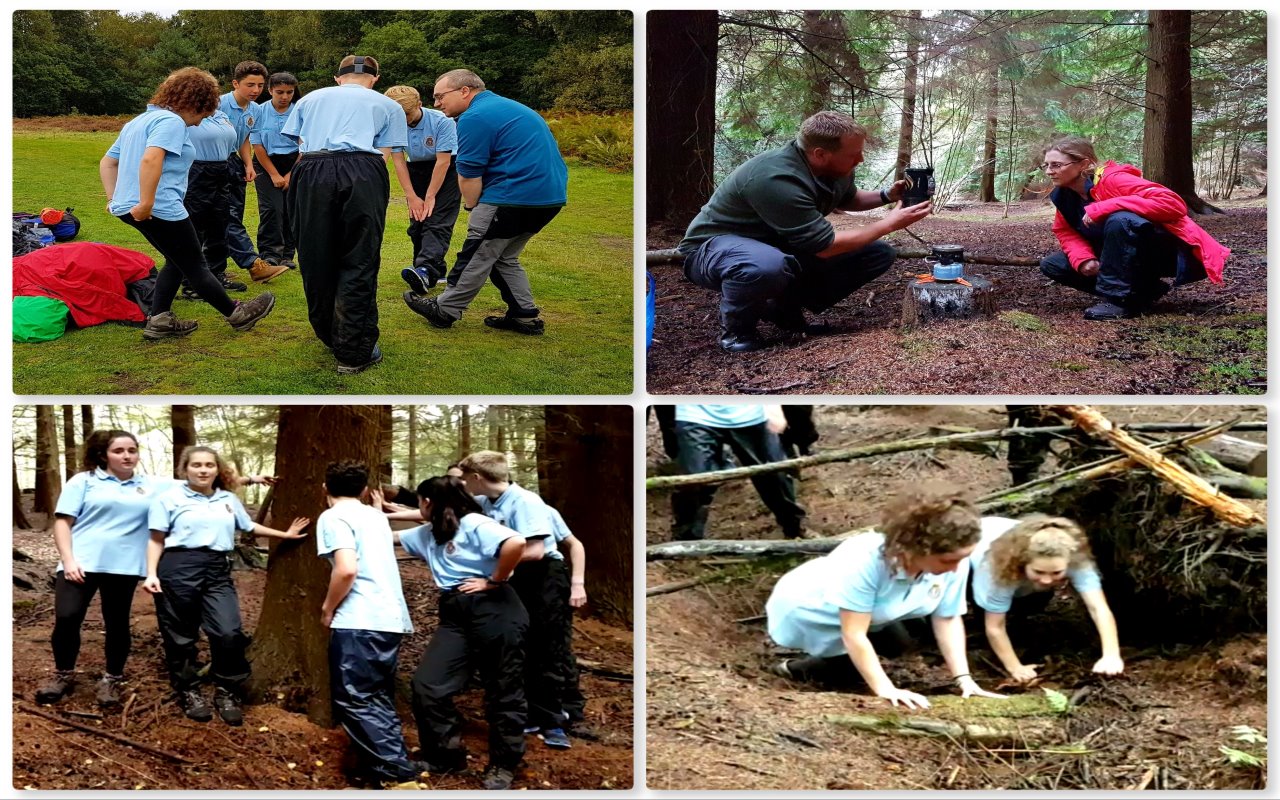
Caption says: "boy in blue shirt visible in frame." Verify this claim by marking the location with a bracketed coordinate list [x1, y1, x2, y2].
[403, 69, 567, 336]
[316, 461, 422, 785]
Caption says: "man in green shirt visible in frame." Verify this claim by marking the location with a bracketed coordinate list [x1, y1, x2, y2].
[678, 111, 931, 352]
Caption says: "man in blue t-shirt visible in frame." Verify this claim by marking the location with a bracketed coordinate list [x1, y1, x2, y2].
[670, 405, 812, 541]
[403, 69, 568, 336]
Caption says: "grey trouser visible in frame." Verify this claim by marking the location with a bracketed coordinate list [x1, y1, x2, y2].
[435, 203, 561, 322]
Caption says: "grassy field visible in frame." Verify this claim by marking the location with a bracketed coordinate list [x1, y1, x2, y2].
[13, 129, 633, 395]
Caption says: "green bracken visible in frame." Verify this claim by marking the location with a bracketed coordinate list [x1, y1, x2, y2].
[999, 310, 1050, 332]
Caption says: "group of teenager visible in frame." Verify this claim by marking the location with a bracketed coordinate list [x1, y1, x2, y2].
[36, 430, 589, 791]
[678, 110, 1232, 352]
[101, 53, 568, 374]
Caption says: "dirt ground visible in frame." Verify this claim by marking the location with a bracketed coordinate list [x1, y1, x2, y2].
[647, 199, 1266, 395]
[645, 405, 1267, 790]
[12, 519, 633, 791]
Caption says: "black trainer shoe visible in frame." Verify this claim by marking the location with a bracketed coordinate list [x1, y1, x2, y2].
[213, 686, 243, 726]
[35, 670, 76, 704]
[403, 291, 454, 328]
[481, 765, 515, 790]
[143, 311, 199, 340]
[336, 344, 383, 375]
[226, 292, 276, 332]
[95, 674, 124, 707]
[1083, 300, 1137, 321]
[178, 688, 213, 722]
[401, 266, 436, 295]
[719, 328, 769, 353]
[218, 273, 248, 292]
[483, 314, 545, 335]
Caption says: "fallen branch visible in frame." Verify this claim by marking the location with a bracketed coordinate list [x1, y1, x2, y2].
[825, 713, 1062, 745]
[646, 248, 1042, 268]
[16, 702, 196, 764]
[647, 575, 717, 597]
[1052, 405, 1264, 528]
[575, 659, 633, 682]
[647, 530, 873, 560]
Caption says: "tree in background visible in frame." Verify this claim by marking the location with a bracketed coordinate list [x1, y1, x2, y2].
[1143, 11, 1217, 213]
[61, 406, 77, 482]
[171, 405, 196, 478]
[34, 406, 62, 516]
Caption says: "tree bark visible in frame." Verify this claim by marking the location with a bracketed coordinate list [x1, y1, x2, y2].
[62, 405, 77, 481]
[540, 406, 633, 627]
[13, 457, 32, 530]
[980, 58, 999, 202]
[894, 10, 922, 182]
[458, 406, 472, 459]
[1142, 10, 1220, 213]
[34, 405, 61, 514]
[1194, 435, 1265, 476]
[249, 405, 384, 727]
[171, 405, 196, 478]
[647, 11, 718, 227]
[406, 405, 417, 487]
[80, 405, 94, 440]
[377, 406, 394, 486]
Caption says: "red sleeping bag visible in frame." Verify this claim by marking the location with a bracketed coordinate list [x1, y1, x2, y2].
[13, 242, 154, 327]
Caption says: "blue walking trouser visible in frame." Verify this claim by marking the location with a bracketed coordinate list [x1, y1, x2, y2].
[1039, 210, 1194, 307]
[329, 629, 419, 784]
[224, 154, 259, 268]
[683, 234, 895, 332]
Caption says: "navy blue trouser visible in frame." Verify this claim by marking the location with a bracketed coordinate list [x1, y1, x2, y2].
[254, 152, 298, 264]
[225, 154, 258, 268]
[406, 160, 462, 283]
[152, 549, 249, 693]
[288, 151, 388, 365]
[1039, 211, 1185, 307]
[411, 586, 528, 770]
[185, 159, 233, 279]
[329, 629, 419, 783]
[510, 557, 573, 729]
[51, 571, 140, 675]
[671, 420, 805, 540]
[683, 235, 896, 331]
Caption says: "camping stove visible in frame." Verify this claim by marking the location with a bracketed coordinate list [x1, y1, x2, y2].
[926, 244, 965, 281]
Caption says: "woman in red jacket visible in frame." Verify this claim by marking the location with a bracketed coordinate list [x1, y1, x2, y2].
[1038, 137, 1230, 320]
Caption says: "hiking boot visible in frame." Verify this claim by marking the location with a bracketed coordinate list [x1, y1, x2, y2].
[765, 302, 832, 335]
[484, 314, 545, 336]
[336, 344, 383, 375]
[213, 686, 243, 726]
[401, 266, 436, 295]
[403, 292, 454, 328]
[35, 670, 76, 704]
[226, 292, 276, 332]
[218, 273, 248, 292]
[719, 327, 768, 353]
[481, 765, 515, 790]
[538, 727, 571, 750]
[178, 688, 213, 722]
[282, 259, 297, 270]
[143, 311, 198, 340]
[566, 723, 604, 742]
[769, 659, 797, 679]
[95, 674, 124, 707]
[248, 257, 288, 283]
[1083, 300, 1137, 321]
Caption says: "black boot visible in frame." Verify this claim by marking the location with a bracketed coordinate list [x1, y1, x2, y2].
[719, 314, 768, 353]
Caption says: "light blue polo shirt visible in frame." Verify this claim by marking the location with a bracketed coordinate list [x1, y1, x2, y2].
[148, 484, 253, 552]
[399, 513, 521, 590]
[478, 483, 554, 547]
[455, 90, 567, 207]
[219, 91, 257, 149]
[675, 405, 768, 428]
[189, 110, 241, 162]
[539, 505, 574, 561]
[281, 84, 409, 155]
[969, 517, 1103, 613]
[407, 108, 457, 162]
[766, 532, 970, 658]
[54, 470, 181, 577]
[105, 106, 194, 221]
[251, 102, 299, 156]
[316, 501, 414, 634]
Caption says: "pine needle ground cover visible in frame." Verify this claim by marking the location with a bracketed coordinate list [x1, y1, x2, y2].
[13, 128, 633, 395]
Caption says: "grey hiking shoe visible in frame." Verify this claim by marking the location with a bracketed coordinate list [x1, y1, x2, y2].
[96, 674, 124, 707]
[35, 670, 76, 704]
[481, 765, 515, 790]
[483, 314, 545, 335]
[226, 292, 276, 332]
[178, 688, 213, 722]
[143, 311, 198, 340]
[336, 344, 383, 375]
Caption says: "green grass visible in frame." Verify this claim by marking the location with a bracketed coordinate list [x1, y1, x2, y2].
[1134, 315, 1266, 394]
[13, 129, 633, 395]
[999, 310, 1049, 332]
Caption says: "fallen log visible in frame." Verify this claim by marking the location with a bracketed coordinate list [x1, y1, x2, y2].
[575, 658, 633, 682]
[1052, 405, 1264, 528]
[16, 702, 196, 764]
[647, 530, 873, 560]
[825, 713, 1063, 745]
[646, 248, 1042, 268]
[1195, 435, 1266, 476]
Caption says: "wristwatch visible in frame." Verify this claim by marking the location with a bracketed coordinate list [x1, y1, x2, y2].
[879, 188, 891, 205]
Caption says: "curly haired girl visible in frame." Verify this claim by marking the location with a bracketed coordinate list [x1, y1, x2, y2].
[970, 515, 1123, 680]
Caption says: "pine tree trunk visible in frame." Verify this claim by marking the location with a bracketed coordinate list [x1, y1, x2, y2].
[377, 406, 394, 485]
[406, 406, 417, 487]
[13, 458, 32, 530]
[894, 10, 921, 182]
[80, 406, 94, 440]
[980, 61, 999, 202]
[646, 11, 718, 227]
[171, 405, 196, 477]
[34, 406, 61, 514]
[249, 405, 385, 726]
[62, 406, 77, 481]
[540, 406, 633, 627]
[458, 406, 472, 458]
[1142, 10, 1220, 213]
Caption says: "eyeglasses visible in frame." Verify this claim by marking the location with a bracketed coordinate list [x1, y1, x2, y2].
[433, 87, 465, 102]
[1040, 159, 1081, 172]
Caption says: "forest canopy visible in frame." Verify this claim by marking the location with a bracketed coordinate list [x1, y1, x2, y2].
[12, 10, 632, 116]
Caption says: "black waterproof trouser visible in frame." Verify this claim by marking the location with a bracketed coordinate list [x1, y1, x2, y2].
[406, 160, 462, 283]
[671, 420, 806, 540]
[118, 214, 236, 317]
[1039, 211, 1188, 308]
[329, 629, 419, 783]
[225, 153, 257, 268]
[411, 586, 528, 770]
[185, 159, 233, 278]
[254, 152, 299, 264]
[152, 549, 250, 693]
[510, 558, 574, 729]
[288, 151, 388, 366]
[51, 571, 140, 675]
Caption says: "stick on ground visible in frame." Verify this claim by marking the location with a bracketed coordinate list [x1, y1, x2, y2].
[17, 702, 196, 764]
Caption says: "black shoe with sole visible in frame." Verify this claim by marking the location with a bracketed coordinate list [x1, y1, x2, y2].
[483, 314, 545, 335]
[178, 688, 213, 722]
[1083, 300, 1137, 321]
[213, 687, 243, 726]
[403, 291, 454, 328]
[481, 765, 516, 790]
[337, 344, 383, 375]
[35, 670, 76, 704]
[226, 292, 276, 332]
[719, 329, 769, 353]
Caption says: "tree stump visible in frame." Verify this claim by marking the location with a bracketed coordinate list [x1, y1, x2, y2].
[901, 275, 997, 327]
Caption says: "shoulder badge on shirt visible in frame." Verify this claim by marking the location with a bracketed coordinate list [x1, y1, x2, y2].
[929, 582, 942, 599]
[224, 503, 233, 514]
[426, 136, 435, 148]
[445, 541, 456, 554]
[137, 486, 147, 494]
